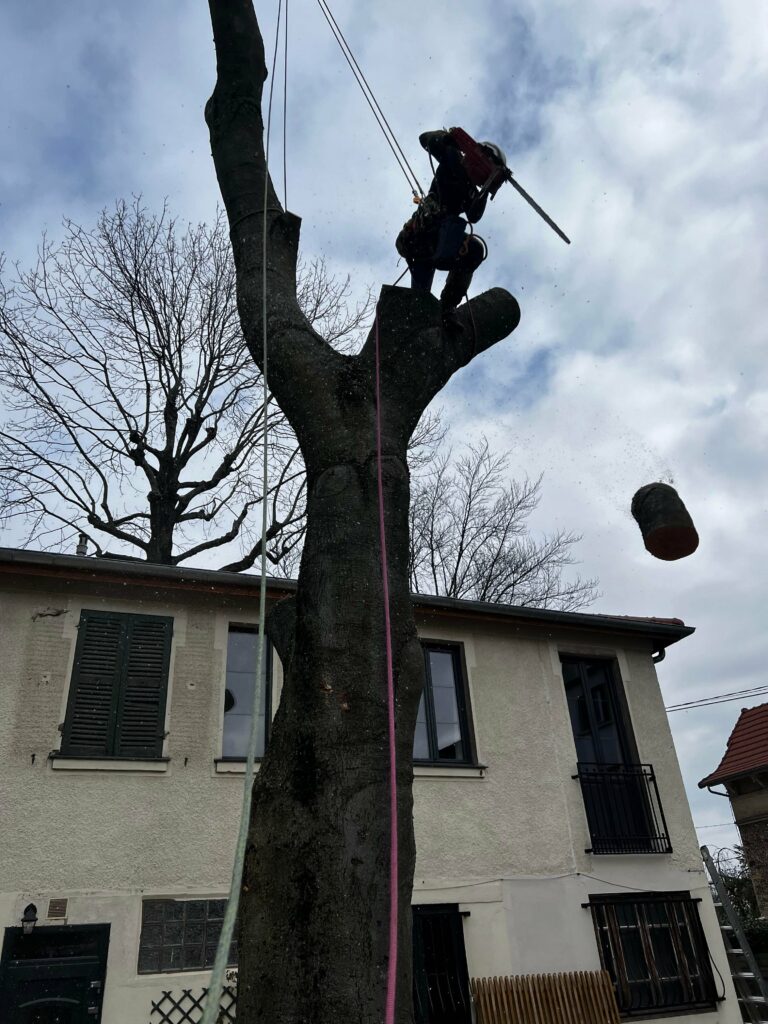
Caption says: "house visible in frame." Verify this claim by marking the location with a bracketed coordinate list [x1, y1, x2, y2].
[0, 546, 740, 1023]
[699, 704, 768, 917]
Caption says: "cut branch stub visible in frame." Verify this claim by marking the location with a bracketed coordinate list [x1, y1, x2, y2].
[631, 482, 699, 561]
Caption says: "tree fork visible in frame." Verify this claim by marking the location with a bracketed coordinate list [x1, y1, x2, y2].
[205, 1, 519, 1020]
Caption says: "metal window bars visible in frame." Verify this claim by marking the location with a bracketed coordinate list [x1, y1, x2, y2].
[588, 895, 718, 1016]
[573, 762, 672, 855]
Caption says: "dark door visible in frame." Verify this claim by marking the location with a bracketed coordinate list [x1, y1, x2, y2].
[562, 657, 655, 852]
[0, 925, 110, 1024]
[413, 905, 471, 1024]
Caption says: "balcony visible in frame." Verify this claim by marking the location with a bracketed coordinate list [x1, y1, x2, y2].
[573, 762, 672, 855]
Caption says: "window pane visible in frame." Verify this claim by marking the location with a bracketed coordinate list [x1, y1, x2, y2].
[429, 651, 464, 760]
[223, 630, 269, 758]
[413, 693, 430, 760]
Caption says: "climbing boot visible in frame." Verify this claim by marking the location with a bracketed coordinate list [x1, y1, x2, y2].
[440, 268, 473, 312]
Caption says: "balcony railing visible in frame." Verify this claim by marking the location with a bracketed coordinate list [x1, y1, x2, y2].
[573, 762, 672, 855]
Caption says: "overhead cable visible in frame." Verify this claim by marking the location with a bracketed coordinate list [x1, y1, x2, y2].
[315, 0, 424, 197]
[666, 684, 768, 713]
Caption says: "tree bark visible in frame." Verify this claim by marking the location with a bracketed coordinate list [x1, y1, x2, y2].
[205, 2, 520, 1020]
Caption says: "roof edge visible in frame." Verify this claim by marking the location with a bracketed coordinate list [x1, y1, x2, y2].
[0, 546, 694, 649]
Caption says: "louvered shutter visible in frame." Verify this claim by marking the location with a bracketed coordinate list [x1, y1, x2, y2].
[114, 615, 173, 758]
[62, 613, 124, 756]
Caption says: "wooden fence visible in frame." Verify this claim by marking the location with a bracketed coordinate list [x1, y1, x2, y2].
[471, 970, 620, 1024]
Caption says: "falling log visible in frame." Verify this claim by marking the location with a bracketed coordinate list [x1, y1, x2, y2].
[631, 483, 699, 561]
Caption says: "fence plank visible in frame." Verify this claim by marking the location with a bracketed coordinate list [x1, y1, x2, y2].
[471, 970, 620, 1024]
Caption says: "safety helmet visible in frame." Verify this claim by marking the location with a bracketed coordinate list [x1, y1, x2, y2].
[480, 141, 507, 167]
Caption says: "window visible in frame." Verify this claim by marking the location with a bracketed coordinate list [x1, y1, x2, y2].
[413, 644, 474, 764]
[61, 611, 173, 759]
[562, 656, 671, 854]
[138, 899, 236, 974]
[561, 656, 634, 766]
[222, 628, 271, 759]
[588, 893, 717, 1016]
[412, 905, 472, 1024]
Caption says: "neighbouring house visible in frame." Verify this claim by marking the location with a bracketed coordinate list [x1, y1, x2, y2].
[0, 546, 741, 1023]
[699, 704, 768, 918]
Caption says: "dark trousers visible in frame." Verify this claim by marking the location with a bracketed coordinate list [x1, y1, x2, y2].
[399, 220, 483, 292]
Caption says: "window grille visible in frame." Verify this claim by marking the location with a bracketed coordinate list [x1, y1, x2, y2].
[587, 893, 717, 1016]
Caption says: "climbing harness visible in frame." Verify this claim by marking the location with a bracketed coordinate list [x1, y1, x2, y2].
[200, 2, 288, 1022]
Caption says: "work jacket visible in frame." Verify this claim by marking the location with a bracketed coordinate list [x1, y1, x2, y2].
[419, 130, 488, 224]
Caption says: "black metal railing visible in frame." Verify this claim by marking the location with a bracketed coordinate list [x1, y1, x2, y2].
[573, 762, 672, 854]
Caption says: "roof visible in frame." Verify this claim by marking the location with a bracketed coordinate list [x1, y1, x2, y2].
[698, 703, 768, 788]
[0, 546, 694, 652]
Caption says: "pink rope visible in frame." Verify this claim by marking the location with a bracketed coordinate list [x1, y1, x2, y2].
[374, 311, 399, 1024]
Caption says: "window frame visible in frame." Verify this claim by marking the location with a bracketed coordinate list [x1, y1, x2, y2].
[413, 640, 477, 767]
[217, 625, 273, 763]
[586, 891, 718, 1018]
[59, 609, 173, 761]
[560, 654, 641, 767]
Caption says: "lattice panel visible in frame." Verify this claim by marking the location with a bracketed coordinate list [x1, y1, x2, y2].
[149, 986, 237, 1024]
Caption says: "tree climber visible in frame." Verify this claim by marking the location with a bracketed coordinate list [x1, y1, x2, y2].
[396, 128, 507, 314]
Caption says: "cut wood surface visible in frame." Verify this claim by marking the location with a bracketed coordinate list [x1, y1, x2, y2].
[471, 970, 621, 1024]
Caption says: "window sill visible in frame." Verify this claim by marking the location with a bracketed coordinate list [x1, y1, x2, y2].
[50, 755, 169, 773]
[214, 759, 262, 775]
[414, 764, 486, 779]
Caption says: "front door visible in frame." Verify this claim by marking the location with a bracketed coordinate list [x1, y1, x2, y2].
[0, 924, 110, 1023]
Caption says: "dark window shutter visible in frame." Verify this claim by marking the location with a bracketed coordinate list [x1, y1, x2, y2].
[115, 615, 172, 758]
[62, 613, 124, 757]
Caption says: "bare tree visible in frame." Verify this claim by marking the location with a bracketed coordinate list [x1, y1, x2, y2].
[410, 439, 598, 609]
[0, 200, 372, 569]
[204, 3, 520, 1022]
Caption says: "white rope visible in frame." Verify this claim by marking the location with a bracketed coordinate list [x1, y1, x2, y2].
[201, 3, 283, 1021]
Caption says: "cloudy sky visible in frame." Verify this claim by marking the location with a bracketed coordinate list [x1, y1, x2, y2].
[2, 0, 767, 851]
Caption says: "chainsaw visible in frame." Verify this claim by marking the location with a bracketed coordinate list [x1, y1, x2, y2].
[447, 127, 571, 245]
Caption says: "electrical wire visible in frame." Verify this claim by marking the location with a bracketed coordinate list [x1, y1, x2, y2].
[200, 3, 283, 1020]
[666, 684, 768, 713]
[315, 0, 423, 198]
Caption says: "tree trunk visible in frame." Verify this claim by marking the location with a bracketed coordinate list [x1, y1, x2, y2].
[146, 490, 177, 564]
[204, 2, 520, 1020]
[242, 441, 424, 1022]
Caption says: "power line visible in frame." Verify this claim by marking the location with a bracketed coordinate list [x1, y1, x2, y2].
[314, 0, 424, 197]
[666, 684, 768, 713]
[695, 822, 737, 830]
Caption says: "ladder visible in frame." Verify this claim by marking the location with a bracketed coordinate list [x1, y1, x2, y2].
[702, 845, 768, 1023]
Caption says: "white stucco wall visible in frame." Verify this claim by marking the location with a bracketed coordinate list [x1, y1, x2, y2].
[0, 575, 740, 1023]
